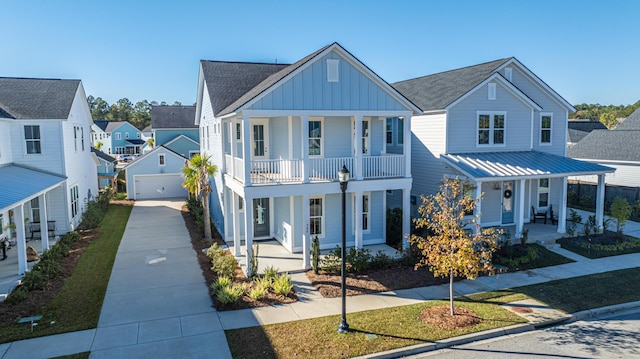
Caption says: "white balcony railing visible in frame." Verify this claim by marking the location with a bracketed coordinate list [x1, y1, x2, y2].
[224, 154, 404, 184]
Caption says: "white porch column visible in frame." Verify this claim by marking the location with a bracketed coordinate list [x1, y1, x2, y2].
[380, 117, 387, 155]
[404, 115, 411, 178]
[475, 181, 482, 232]
[516, 180, 526, 239]
[354, 115, 363, 180]
[302, 194, 311, 269]
[242, 114, 252, 186]
[301, 116, 309, 183]
[243, 196, 254, 277]
[557, 177, 567, 233]
[596, 174, 606, 231]
[228, 121, 236, 176]
[14, 205, 27, 275]
[354, 191, 363, 249]
[39, 194, 50, 251]
[402, 188, 411, 250]
[232, 192, 241, 256]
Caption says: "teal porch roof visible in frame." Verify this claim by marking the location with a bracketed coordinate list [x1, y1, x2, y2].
[0, 165, 66, 212]
[441, 151, 615, 181]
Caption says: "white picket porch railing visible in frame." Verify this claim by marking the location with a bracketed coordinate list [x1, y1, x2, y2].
[308, 157, 354, 182]
[362, 154, 405, 178]
[250, 159, 302, 184]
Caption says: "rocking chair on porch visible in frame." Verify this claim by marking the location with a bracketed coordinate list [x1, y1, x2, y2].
[531, 206, 547, 224]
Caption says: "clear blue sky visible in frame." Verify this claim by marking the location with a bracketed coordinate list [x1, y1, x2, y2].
[2, 0, 638, 107]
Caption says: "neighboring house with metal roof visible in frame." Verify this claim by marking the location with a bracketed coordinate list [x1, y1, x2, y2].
[391, 58, 614, 239]
[91, 120, 143, 156]
[567, 120, 607, 148]
[568, 107, 640, 187]
[0, 77, 98, 275]
[195, 42, 420, 274]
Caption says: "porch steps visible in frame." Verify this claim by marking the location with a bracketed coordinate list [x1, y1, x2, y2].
[536, 238, 560, 250]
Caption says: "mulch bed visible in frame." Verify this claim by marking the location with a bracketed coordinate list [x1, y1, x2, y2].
[180, 205, 297, 311]
[306, 266, 452, 298]
[419, 305, 482, 329]
[0, 229, 98, 323]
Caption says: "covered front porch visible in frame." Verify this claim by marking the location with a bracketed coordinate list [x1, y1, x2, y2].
[441, 151, 615, 239]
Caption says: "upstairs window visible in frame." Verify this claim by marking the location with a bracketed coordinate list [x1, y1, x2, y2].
[386, 118, 393, 144]
[362, 120, 369, 155]
[115, 133, 121, 140]
[24, 125, 41, 154]
[386, 117, 404, 146]
[309, 120, 322, 156]
[540, 113, 552, 145]
[125, 132, 130, 139]
[477, 112, 505, 146]
[159, 154, 165, 166]
[397, 118, 404, 145]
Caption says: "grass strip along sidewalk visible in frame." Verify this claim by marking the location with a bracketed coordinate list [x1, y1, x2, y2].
[227, 267, 640, 359]
[0, 203, 132, 343]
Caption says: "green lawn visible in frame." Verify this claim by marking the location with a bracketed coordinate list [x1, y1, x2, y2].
[226, 300, 525, 359]
[0, 203, 132, 343]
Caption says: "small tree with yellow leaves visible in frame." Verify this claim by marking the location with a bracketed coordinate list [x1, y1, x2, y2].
[411, 177, 502, 316]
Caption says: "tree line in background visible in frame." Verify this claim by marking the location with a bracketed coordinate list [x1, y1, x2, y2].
[87, 96, 184, 130]
[571, 100, 640, 129]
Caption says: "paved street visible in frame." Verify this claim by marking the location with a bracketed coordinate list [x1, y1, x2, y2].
[411, 309, 640, 359]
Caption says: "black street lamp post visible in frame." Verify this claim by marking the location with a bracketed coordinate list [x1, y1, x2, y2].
[338, 164, 350, 334]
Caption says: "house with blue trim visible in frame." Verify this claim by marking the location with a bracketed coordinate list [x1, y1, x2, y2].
[91, 147, 118, 190]
[391, 58, 614, 238]
[92, 120, 144, 155]
[195, 42, 420, 273]
[0, 77, 98, 275]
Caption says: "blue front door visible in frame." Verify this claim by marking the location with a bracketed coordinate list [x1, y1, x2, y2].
[502, 181, 515, 224]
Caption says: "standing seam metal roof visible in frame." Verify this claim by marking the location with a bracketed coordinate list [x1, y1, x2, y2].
[0, 165, 67, 212]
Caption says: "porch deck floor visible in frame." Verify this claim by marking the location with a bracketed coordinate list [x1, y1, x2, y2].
[0, 239, 51, 301]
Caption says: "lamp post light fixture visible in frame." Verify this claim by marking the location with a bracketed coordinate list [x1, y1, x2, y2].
[338, 164, 350, 334]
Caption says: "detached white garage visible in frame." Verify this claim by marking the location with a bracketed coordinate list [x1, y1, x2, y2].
[125, 146, 188, 200]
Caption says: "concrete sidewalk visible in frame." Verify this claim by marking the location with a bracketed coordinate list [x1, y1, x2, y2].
[0, 199, 232, 359]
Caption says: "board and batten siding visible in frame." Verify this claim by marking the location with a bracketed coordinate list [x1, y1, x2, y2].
[249, 51, 406, 112]
[447, 81, 533, 153]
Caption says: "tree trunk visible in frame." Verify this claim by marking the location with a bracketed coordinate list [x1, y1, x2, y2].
[203, 192, 212, 242]
[449, 267, 454, 316]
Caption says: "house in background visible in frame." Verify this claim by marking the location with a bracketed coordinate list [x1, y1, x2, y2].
[92, 120, 144, 155]
[196, 42, 419, 273]
[391, 58, 614, 238]
[568, 107, 640, 187]
[0, 77, 98, 275]
[91, 148, 118, 190]
[567, 120, 607, 148]
[141, 124, 153, 154]
[123, 106, 198, 200]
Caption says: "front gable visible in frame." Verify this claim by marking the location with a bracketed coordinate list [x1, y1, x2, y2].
[246, 46, 418, 113]
[164, 134, 199, 157]
[125, 146, 187, 175]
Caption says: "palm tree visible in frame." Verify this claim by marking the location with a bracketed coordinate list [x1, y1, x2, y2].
[182, 154, 218, 242]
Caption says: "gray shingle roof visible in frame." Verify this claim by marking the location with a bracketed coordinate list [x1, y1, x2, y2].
[567, 129, 640, 162]
[391, 58, 512, 111]
[614, 107, 640, 130]
[567, 120, 607, 143]
[91, 147, 116, 163]
[0, 77, 80, 119]
[93, 120, 126, 133]
[151, 105, 197, 129]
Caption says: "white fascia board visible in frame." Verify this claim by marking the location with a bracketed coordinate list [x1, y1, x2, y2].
[195, 65, 205, 126]
[497, 58, 576, 112]
[446, 74, 542, 112]
[164, 134, 199, 147]
[574, 158, 640, 166]
[241, 109, 414, 118]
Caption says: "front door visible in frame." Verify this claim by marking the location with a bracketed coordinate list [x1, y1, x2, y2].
[502, 181, 515, 224]
[251, 119, 269, 161]
[253, 198, 270, 237]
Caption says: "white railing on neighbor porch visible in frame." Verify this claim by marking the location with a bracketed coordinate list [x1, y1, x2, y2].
[309, 157, 354, 182]
[362, 154, 405, 178]
[251, 159, 302, 184]
[224, 154, 404, 184]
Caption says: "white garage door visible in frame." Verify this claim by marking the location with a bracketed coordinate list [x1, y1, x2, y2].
[134, 174, 187, 200]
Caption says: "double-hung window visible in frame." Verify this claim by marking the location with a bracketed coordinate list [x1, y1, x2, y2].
[159, 154, 165, 166]
[31, 198, 41, 223]
[310, 197, 324, 237]
[386, 117, 404, 146]
[386, 118, 393, 144]
[538, 178, 549, 208]
[24, 125, 41, 154]
[115, 133, 121, 140]
[309, 120, 322, 156]
[70, 185, 79, 218]
[353, 193, 370, 232]
[477, 112, 505, 146]
[540, 113, 552, 145]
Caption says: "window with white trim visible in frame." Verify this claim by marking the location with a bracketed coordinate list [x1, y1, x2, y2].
[137, 132, 141, 138]
[397, 118, 404, 145]
[538, 178, 549, 208]
[238, 197, 244, 211]
[477, 112, 505, 146]
[540, 113, 552, 145]
[353, 193, 370, 232]
[115, 133, 121, 140]
[125, 132, 130, 139]
[81, 127, 85, 151]
[24, 125, 41, 154]
[159, 154, 165, 166]
[236, 123, 242, 141]
[310, 197, 324, 237]
[31, 198, 40, 223]
[488, 83, 497, 100]
[386, 118, 393, 144]
[70, 185, 79, 218]
[327, 59, 339, 82]
[309, 120, 322, 156]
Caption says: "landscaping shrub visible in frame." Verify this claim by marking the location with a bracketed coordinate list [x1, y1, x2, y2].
[567, 209, 583, 236]
[386, 207, 403, 249]
[254, 276, 272, 291]
[215, 283, 247, 304]
[206, 243, 238, 279]
[494, 245, 539, 268]
[584, 215, 597, 236]
[211, 276, 233, 292]
[370, 250, 394, 270]
[611, 197, 632, 237]
[272, 273, 293, 296]
[249, 243, 259, 278]
[248, 286, 266, 300]
[321, 247, 342, 273]
[346, 248, 372, 272]
[262, 266, 279, 283]
[311, 236, 320, 274]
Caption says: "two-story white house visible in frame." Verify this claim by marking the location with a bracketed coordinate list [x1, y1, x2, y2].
[196, 43, 420, 272]
[391, 58, 614, 238]
[0, 77, 98, 275]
